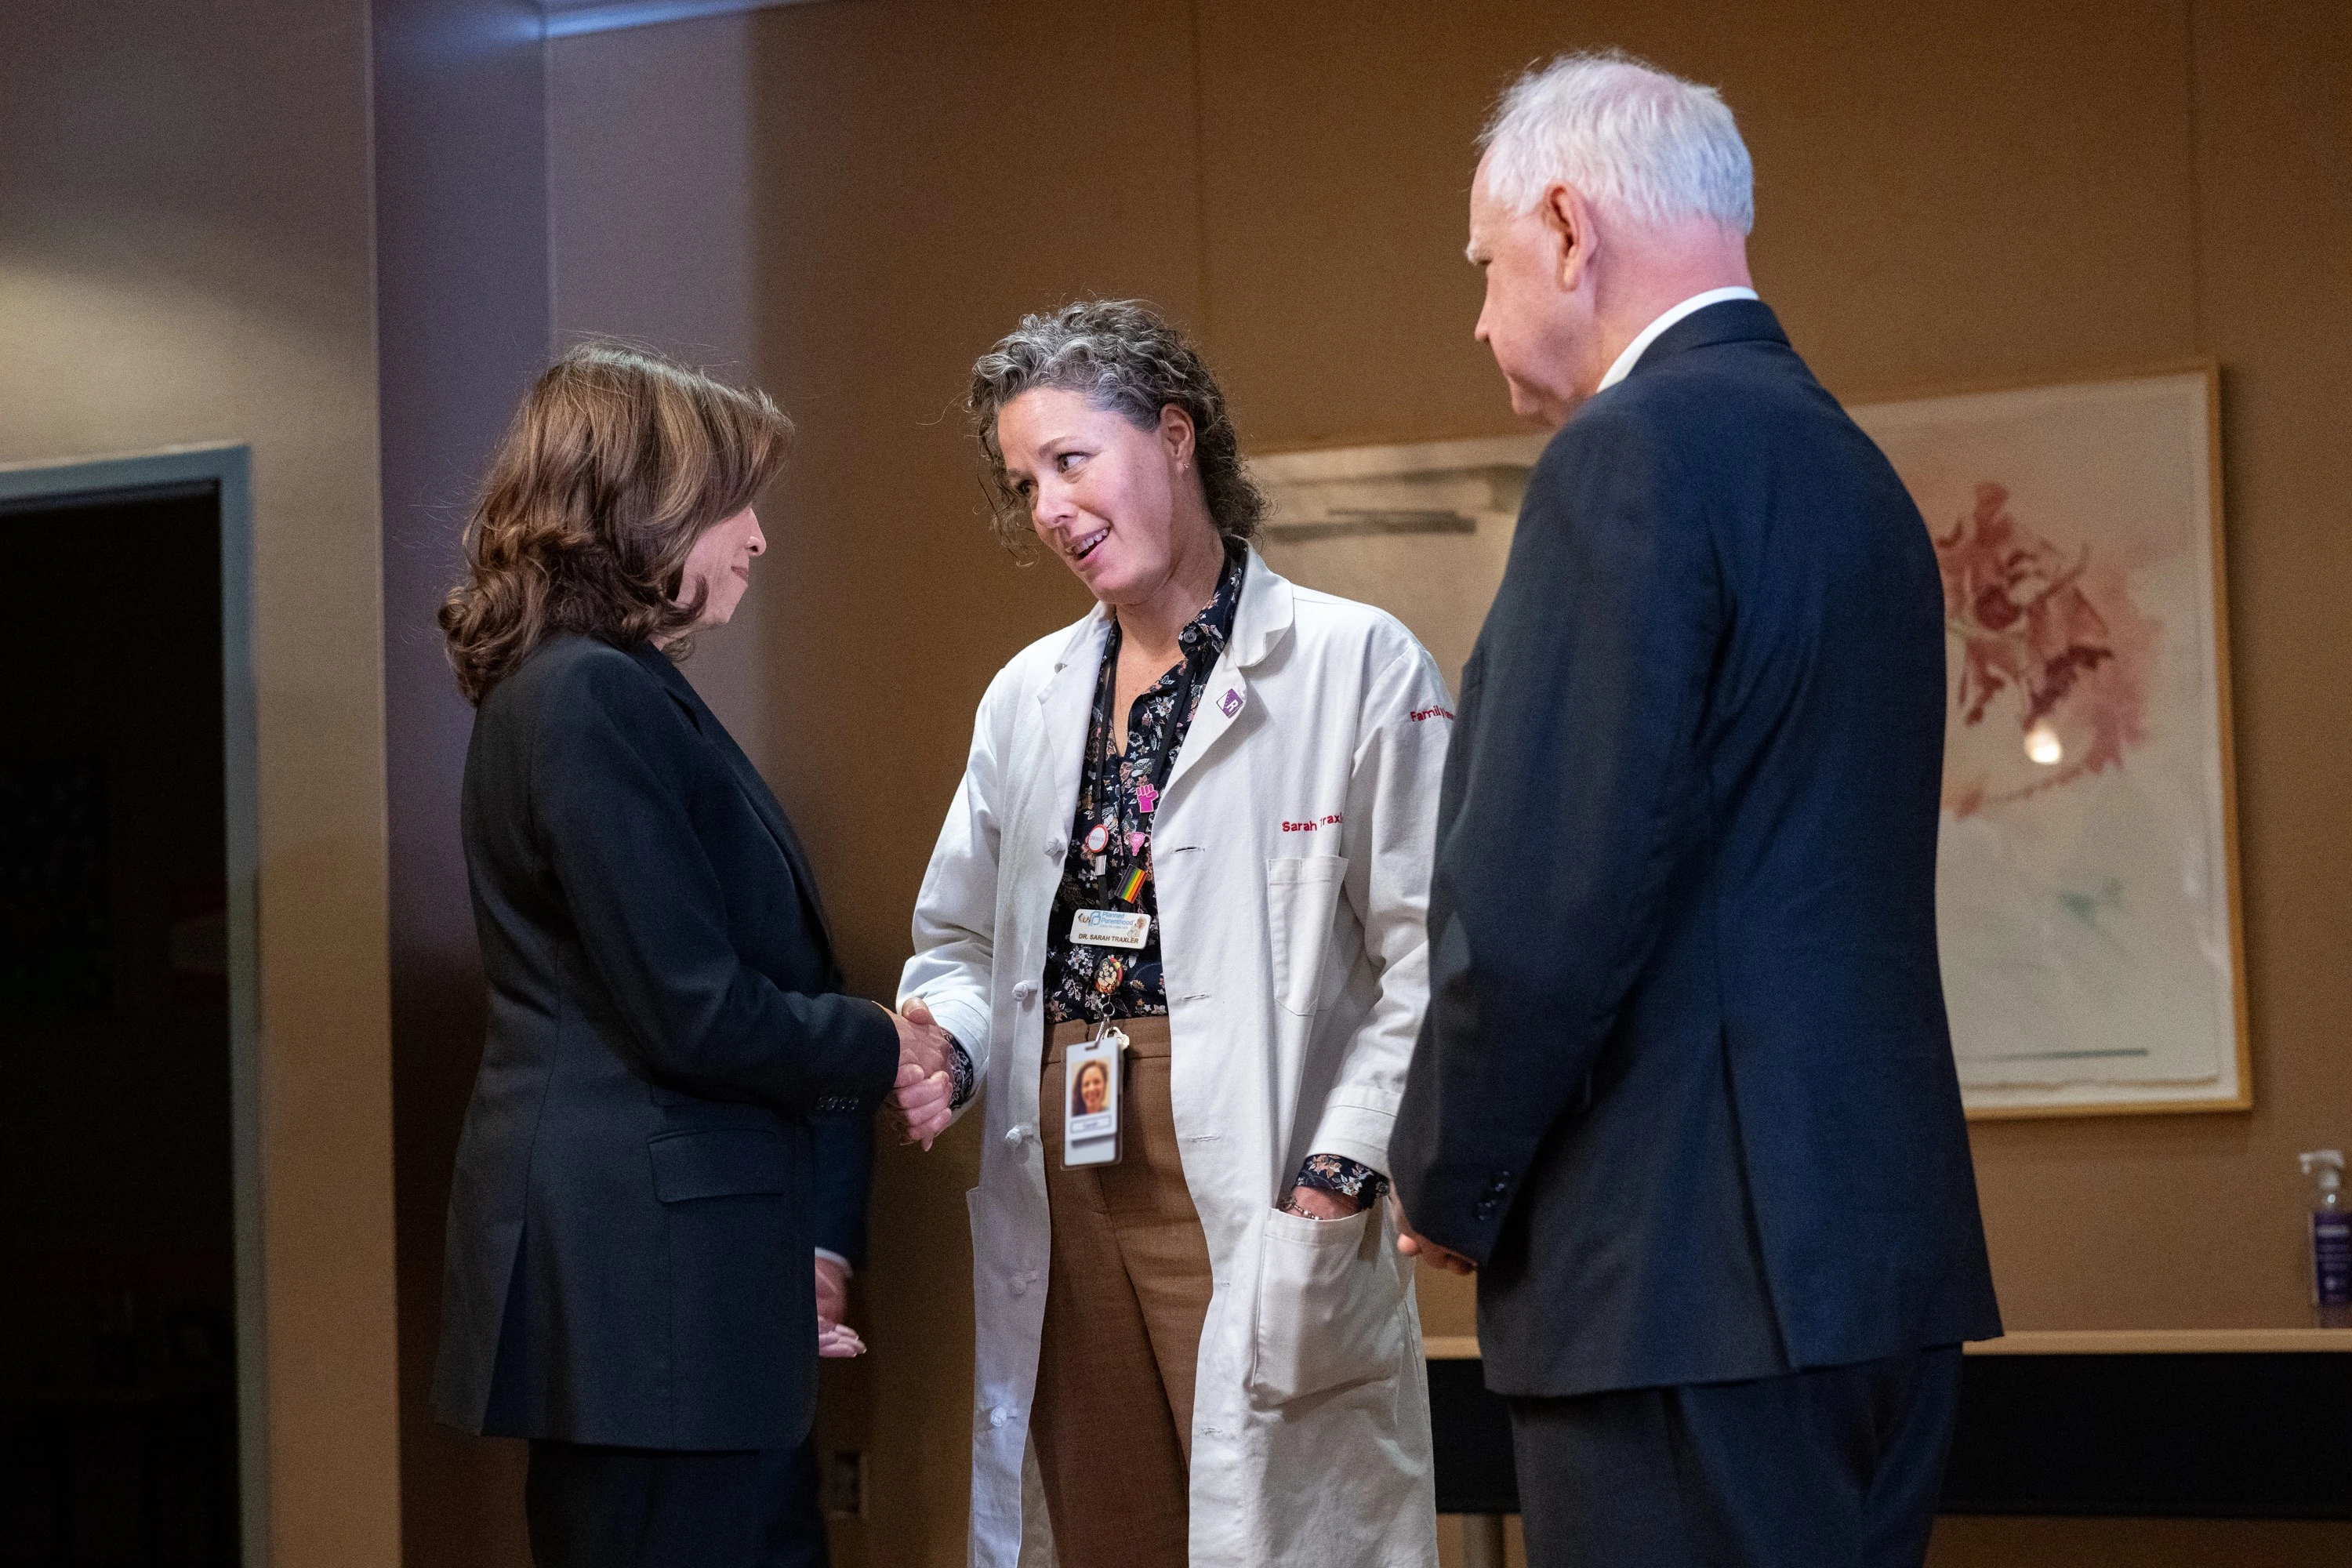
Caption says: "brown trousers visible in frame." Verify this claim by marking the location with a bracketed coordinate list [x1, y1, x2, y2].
[1032, 1017, 1214, 1568]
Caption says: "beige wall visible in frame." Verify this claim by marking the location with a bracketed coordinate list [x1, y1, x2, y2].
[700, 1, 2350, 1564]
[0, 3, 401, 1563]
[550, 13, 779, 757]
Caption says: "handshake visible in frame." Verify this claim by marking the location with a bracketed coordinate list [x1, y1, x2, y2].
[884, 997, 957, 1150]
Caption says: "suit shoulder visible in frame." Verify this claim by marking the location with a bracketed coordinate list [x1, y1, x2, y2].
[1523, 395, 1681, 506]
[1539, 386, 1676, 463]
[1544, 347, 1843, 489]
[1600, 339, 1829, 433]
[487, 634, 683, 750]
[499, 633, 649, 698]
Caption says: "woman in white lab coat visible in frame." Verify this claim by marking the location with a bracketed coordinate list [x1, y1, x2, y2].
[894, 300, 1451, 1568]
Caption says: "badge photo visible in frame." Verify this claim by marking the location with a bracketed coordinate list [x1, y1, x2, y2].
[1064, 1029, 1124, 1168]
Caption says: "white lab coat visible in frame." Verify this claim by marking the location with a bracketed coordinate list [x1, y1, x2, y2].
[899, 551, 1452, 1567]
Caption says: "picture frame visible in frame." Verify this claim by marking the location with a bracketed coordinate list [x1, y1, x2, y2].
[1850, 365, 2249, 1116]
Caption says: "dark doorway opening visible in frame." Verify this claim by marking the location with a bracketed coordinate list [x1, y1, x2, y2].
[2, 477, 241, 1566]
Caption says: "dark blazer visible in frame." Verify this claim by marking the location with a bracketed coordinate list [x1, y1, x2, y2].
[432, 633, 898, 1450]
[1392, 300, 2001, 1400]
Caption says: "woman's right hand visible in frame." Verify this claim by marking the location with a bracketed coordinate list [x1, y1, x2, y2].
[887, 998, 956, 1149]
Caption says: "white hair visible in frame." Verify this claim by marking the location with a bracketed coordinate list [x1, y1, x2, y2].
[1479, 51, 1754, 234]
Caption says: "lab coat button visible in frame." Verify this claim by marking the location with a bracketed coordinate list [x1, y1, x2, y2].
[1005, 1123, 1034, 1147]
[1045, 838, 1065, 858]
[988, 1406, 1010, 1428]
[1013, 981, 1036, 1004]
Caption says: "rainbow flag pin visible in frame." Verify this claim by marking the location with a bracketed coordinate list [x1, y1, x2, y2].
[1119, 866, 1148, 904]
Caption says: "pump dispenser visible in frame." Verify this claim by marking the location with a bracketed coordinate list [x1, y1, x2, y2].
[2299, 1149, 2350, 1325]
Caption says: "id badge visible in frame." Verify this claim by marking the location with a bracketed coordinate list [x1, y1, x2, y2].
[1069, 909, 1150, 949]
[1063, 1027, 1125, 1168]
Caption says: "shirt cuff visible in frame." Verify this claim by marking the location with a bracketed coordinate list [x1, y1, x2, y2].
[813, 1248, 853, 1276]
[945, 1035, 977, 1111]
[1287, 1152, 1392, 1213]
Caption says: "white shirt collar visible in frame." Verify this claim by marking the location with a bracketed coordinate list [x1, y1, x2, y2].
[1595, 286, 1761, 393]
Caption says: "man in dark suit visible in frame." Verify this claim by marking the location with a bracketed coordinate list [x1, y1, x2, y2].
[1391, 53, 2000, 1568]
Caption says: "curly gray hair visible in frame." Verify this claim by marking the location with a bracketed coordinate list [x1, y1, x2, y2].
[968, 299, 1265, 558]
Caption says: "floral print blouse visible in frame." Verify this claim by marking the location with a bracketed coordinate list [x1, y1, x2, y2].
[1038, 546, 1245, 1027]
[942, 546, 1386, 1214]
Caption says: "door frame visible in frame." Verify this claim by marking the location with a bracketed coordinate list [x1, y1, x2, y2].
[0, 441, 266, 1561]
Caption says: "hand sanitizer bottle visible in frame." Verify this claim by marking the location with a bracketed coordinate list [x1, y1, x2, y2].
[2299, 1150, 2350, 1327]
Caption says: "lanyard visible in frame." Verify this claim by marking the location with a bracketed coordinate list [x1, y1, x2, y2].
[1079, 633, 1200, 1033]
[1088, 623, 1208, 907]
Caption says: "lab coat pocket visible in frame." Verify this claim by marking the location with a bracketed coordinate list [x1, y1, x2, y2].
[1247, 1204, 1405, 1406]
[1266, 855, 1349, 1015]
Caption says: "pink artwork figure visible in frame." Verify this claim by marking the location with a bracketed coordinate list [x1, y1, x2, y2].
[1935, 482, 2156, 816]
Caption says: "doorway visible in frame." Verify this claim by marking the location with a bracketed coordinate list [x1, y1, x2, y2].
[0, 448, 260, 1566]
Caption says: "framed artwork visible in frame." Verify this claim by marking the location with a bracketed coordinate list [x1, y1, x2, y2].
[1851, 366, 2247, 1116]
[1254, 364, 2248, 1120]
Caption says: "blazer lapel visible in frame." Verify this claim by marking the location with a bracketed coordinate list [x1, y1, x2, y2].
[716, 724, 842, 960]
[1161, 550, 1291, 804]
[1021, 607, 1112, 831]
[629, 642, 846, 974]
[1161, 662, 1248, 803]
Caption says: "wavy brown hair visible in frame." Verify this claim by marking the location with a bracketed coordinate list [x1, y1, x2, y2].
[440, 344, 793, 704]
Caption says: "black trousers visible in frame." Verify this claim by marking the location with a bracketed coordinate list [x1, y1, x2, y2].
[524, 1437, 828, 1568]
[1508, 1347, 1962, 1568]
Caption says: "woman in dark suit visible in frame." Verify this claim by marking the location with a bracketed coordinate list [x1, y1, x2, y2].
[430, 345, 947, 1567]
